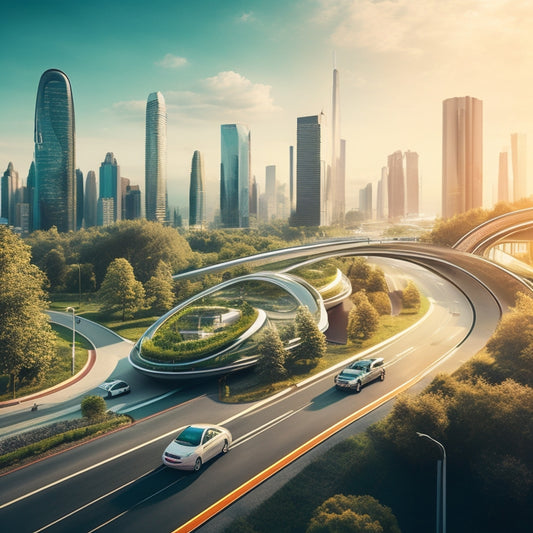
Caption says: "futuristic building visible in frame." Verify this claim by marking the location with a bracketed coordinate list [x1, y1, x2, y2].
[220, 123, 251, 228]
[189, 150, 206, 228]
[145, 91, 167, 222]
[1, 162, 20, 225]
[98, 152, 121, 224]
[34, 68, 76, 232]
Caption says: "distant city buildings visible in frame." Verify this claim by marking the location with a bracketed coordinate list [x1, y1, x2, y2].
[124, 185, 141, 220]
[84, 171, 97, 227]
[265, 165, 276, 222]
[498, 151, 509, 203]
[387, 150, 405, 219]
[359, 183, 372, 220]
[405, 150, 419, 217]
[76, 169, 84, 230]
[189, 150, 206, 228]
[442, 96, 483, 219]
[145, 91, 167, 223]
[33, 68, 76, 232]
[1, 162, 20, 226]
[98, 152, 121, 225]
[220, 123, 251, 228]
[511, 132, 527, 201]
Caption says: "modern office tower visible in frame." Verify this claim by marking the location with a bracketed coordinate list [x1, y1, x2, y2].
[442, 96, 483, 219]
[498, 151, 509, 203]
[26, 162, 35, 231]
[16, 202, 30, 233]
[125, 185, 141, 220]
[376, 166, 388, 220]
[511, 132, 527, 201]
[387, 150, 405, 219]
[405, 150, 419, 217]
[145, 91, 167, 222]
[265, 165, 276, 221]
[250, 176, 258, 218]
[329, 67, 344, 226]
[289, 145, 296, 215]
[34, 68, 76, 232]
[1, 162, 20, 225]
[84, 170, 97, 228]
[120, 177, 130, 219]
[294, 114, 324, 226]
[220, 123, 251, 228]
[97, 197, 115, 226]
[189, 150, 206, 228]
[358, 183, 372, 220]
[98, 152, 121, 225]
[75, 169, 84, 230]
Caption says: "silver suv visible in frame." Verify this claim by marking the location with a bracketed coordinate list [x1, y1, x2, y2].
[334, 358, 385, 393]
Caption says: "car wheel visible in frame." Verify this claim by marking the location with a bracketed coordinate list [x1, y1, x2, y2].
[107, 391, 112, 399]
[221, 440, 229, 454]
[380, 371, 385, 381]
[194, 457, 202, 472]
[355, 381, 362, 393]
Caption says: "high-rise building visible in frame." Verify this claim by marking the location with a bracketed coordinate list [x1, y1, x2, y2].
[75, 169, 84, 230]
[265, 165, 276, 221]
[220, 123, 251, 228]
[34, 69, 76, 232]
[26, 162, 35, 231]
[405, 150, 419, 217]
[97, 197, 115, 227]
[511, 132, 527, 201]
[359, 183, 372, 220]
[329, 67, 344, 225]
[442, 96, 483, 219]
[189, 150, 206, 228]
[387, 150, 405, 219]
[498, 151, 509, 203]
[145, 91, 167, 222]
[289, 145, 295, 215]
[98, 152, 121, 224]
[125, 185, 141, 220]
[1, 162, 20, 225]
[376, 166, 388, 221]
[84, 170, 97, 228]
[250, 176, 258, 219]
[294, 114, 324, 226]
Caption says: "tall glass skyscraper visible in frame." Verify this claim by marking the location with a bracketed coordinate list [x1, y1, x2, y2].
[189, 150, 206, 228]
[98, 152, 121, 224]
[145, 91, 167, 222]
[75, 168, 84, 230]
[84, 170, 97, 228]
[220, 124, 251, 228]
[34, 69, 76, 232]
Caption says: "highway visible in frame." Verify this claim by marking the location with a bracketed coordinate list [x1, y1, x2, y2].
[1, 243, 523, 533]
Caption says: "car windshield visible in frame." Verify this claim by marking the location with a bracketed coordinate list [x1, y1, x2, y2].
[351, 364, 367, 371]
[174, 426, 204, 446]
[341, 369, 361, 377]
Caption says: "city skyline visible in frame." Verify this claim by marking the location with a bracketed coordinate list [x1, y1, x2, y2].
[2, 1, 533, 218]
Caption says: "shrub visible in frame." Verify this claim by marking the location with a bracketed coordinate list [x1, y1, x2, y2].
[81, 395, 107, 420]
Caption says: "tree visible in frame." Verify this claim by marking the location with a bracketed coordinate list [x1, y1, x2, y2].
[401, 281, 421, 313]
[291, 306, 327, 362]
[145, 260, 175, 314]
[348, 291, 380, 342]
[0, 227, 55, 396]
[43, 248, 67, 291]
[366, 267, 388, 293]
[99, 258, 145, 320]
[307, 494, 401, 533]
[256, 326, 288, 382]
[81, 395, 107, 420]
[368, 292, 392, 315]
[346, 257, 372, 293]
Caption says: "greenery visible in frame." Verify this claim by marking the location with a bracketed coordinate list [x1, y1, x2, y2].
[400, 281, 421, 313]
[256, 326, 288, 382]
[348, 291, 380, 341]
[81, 395, 107, 419]
[289, 306, 327, 365]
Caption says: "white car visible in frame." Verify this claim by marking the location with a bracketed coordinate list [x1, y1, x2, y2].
[98, 379, 131, 398]
[162, 424, 232, 471]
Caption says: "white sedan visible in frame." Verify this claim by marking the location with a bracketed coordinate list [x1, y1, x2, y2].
[162, 424, 232, 471]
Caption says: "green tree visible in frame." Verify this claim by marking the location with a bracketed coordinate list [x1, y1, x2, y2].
[256, 326, 288, 382]
[346, 257, 372, 293]
[401, 281, 421, 313]
[145, 260, 175, 314]
[81, 395, 107, 420]
[291, 306, 327, 363]
[348, 292, 380, 341]
[307, 494, 401, 533]
[43, 248, 67, 291]
[99, 258, 145, 320]
[366, 267, 388, 293]
[0, 227, 55, 397]
[368, 292, 392, 315]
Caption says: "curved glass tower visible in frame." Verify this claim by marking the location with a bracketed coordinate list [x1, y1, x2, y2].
[145, 91, 167, 222]
[189, 150, 206, 228]
[34, 69, 76, 232]
[220, 124, 250, 228]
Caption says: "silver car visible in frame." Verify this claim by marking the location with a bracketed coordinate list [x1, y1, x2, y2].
[98, 379, 131, 398]
[162, 424, 232, 471]
[334, 358, 385, 393]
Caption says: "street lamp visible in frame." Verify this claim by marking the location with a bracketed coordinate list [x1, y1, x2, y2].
[417, 432, 446, 533]
[66, 306, 76, 375]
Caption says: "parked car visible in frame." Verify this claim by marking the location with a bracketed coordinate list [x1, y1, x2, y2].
[162, 424, 232, 471]
[334, 358, 385, 393]
[98, 379, 130, 398]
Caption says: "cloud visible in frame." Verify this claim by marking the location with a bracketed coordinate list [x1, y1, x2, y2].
[237, 12, 255, 23]
[156, 53, 188, 69]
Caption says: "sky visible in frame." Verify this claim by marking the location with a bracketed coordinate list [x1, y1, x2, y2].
[2, 0, 533, 218]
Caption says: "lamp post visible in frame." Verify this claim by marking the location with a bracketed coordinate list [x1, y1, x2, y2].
[66, 307, 76, 375]
[417, 432, 446, 533]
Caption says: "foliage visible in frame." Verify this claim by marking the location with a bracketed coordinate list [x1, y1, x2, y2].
[307, 494, 401, 533]
[368, 292, 392, 315]
[346, 257, 372, 293]
[348, 291, 380, 341]
[81, 395, 107, 420]
[43, 248, 67, 291]
[400, 281, 421, 313]
[290, 306, 327, 364]
[145, 260, 175, 314]
[0, 227, 55, 395]
[98, 257, 146, 320]
[256, 326, 288, 382]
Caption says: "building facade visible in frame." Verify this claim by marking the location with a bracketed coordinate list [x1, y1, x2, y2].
[145, 91, 167, 222]
[511, 132, 527, 201]
[387, 150, 405, 219]
[84, 170, 97, 228]
[498, 151, 509, 203]
[189, 150, 206, 228]
[442, 96, 483, 219]
[220, 123, 251, 228]
[98, 152, 121, 224]
[405, 150, 419, 217]
[1, 162, 20, 225]
[34, 69, 76, 232]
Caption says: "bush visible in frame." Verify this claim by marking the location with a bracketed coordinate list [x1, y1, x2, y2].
[81, 395, 107, 420]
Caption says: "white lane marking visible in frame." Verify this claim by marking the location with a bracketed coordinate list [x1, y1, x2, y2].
[395, 347, 415, 358]
[115, 390, 180, 414]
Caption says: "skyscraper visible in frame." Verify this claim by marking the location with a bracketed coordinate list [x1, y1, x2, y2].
[34, 68, 76, 232]
[405, 150, 419, 217]
[294, 114, 324, 227]
[498, 151, 509, 203]
[289, 145, 295, 215]
[387, 150, 405, 219]
[511, 132, 527, 201]
[376, 166, 388, 221]
[1, 162, 20, 225]
[145, 91, 167, 222]
[220, 123, 251, 228]
[329, 67, 345, 225]
[359, 183, 372, 220]
[442, 96, 483, 219]
[189, 150, 206, 228]
[98, 152, 121, 224]
[125, 185, 141, 220]
[76, 169, 84, 230]
[84, 170, 97, 228]
[265, 165, 276, 221]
